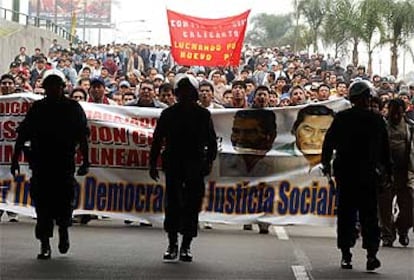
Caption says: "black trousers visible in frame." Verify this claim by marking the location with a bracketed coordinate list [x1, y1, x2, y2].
[336, 177, 380, 251]
[30, 175, 75, 241]
[164, 161, 205, 238]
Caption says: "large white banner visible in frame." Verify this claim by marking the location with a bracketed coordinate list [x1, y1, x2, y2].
[0, 93, 351, 226]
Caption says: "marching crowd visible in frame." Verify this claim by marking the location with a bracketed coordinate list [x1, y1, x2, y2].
[1, 42, 413, 115]
[1, 41, 413, 252]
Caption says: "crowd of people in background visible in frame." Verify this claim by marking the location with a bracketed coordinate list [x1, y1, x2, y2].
[1, 41, 413, 241]
[1, 41, 413, 118]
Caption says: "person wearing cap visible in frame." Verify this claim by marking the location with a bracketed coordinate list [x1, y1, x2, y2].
[149, 74, 217, 262]
[8, 61, 20, 78]
[10, 69, 90, 260]
[87, 77, 115, 105]
[321, 80, 391, 271]
[279, 92, 291, 107]
[118, 80, 132, 95]
[378, 98, 413, 248]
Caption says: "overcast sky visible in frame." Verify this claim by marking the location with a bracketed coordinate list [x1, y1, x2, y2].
[107, 0, 294, 44]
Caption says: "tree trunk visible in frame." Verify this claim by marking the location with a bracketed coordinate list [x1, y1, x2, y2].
[335, 43, 339, 59]
[368, 49, 373, 77]
[390, 42, 398, 77]
[352, 38, 359, 67]
[313, 32, 318, 52]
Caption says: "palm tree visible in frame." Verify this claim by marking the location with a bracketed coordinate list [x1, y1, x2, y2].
[298, 0, 329, 52]
[358, 0, 388, 76]
[382, 0, 414, 77]
[245, 13, 293, 47]
[321, 0, 351, 58]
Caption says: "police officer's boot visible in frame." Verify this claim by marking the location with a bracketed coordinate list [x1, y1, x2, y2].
[366, 249, 381, 271]
[340, 248, 352, 269]
[398, 231, 409, 246]
[179, 235, 193, 262]
[58, 226, 70, 254]
[37, 238, 51, 260]
[163, 232, 178, 262]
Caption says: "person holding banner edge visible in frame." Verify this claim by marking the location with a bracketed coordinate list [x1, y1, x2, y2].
[10, 69, 90, 260]
[149, 73, 217, 262]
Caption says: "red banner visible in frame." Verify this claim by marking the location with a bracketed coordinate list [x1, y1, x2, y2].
[167, 9, 250, 67]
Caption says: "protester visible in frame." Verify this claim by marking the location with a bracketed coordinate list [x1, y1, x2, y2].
[378, 99, 414, 247]
[125, 79, 167, 108]
[69, 87, 87, 102]
[0, 74, 17, 95]
[158, 83, 176, 106]
[198, 81, 224, 109]
[87, 77, 115, 104]
[149, 74, 217, 262]
[10, 69, 90, 260]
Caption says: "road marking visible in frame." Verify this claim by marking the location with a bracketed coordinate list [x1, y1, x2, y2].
[273, 226, 289, 240]
[291, 265, 310, 280]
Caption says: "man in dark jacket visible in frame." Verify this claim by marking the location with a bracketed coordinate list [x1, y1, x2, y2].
[10, 69, 90, 260]
[149, 74, 217, 262]
[322, 80, 391, 271]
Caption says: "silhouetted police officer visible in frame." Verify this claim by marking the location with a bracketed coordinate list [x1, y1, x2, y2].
[321, 80, 391, 271]
[10, 69, 90, 260]
[149, 74, 217, 262]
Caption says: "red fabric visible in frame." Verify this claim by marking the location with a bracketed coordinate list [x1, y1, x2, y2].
[167, 9, 250, 67]
[87, 96, 110, 104]
[103, 59, 118, 76]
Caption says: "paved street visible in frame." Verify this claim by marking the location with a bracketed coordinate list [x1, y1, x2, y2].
[1, 217, 413, 279]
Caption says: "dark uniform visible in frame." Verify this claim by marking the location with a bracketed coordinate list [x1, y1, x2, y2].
[321, 81, 391, 271]
[149, 75, 217, 262]
[11, 70, 89, 259]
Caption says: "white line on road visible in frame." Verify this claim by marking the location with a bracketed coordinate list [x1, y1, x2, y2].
[273, 225, 289, 240]
[291, 265, 310, 280]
